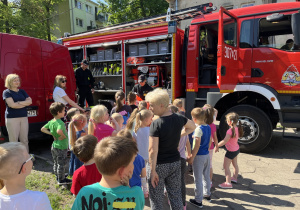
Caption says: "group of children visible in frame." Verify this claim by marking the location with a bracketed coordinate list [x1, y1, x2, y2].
[0, 89, 244, 210]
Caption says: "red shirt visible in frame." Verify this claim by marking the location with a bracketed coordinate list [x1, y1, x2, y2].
[70, 163, 102, 195]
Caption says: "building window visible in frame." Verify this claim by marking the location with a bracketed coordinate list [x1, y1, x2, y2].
[76, 18, 83, 27]
[241, 2, 255, 8]
[75, 0, 82, 9]
[86, 5, 91, 13]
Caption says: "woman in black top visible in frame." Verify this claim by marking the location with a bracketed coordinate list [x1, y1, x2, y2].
[2, 74, 32, 152]
[146, 88, 195, 210]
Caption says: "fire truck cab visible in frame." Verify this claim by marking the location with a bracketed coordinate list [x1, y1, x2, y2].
[185, 2, 300, 153]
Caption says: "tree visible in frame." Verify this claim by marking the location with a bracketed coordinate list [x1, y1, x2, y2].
[98, 0, 169, 25]
[0, 0, 64, 41]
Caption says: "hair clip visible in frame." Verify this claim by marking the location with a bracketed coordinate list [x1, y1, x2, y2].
[89, 119, 95, 123]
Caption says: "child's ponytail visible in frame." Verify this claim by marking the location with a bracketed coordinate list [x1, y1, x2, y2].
[238, 120, 244, 138]
[88, 119, 95, 135]
[69, 120, 76, 149]
[135, 112, 142, 133]
[231, 123, 236, 138]
[203, 104, 214, 125]
[115, 90, 125, 112]
[126, 108, 139, 130]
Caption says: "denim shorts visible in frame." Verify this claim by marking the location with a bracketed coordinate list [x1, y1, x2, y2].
[225, 149, 240, 159]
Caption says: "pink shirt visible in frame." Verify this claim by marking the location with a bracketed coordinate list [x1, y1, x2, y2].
[94, 123, 114, 142]
[209, 123, 216, 150]
[225, 127, 240, 152]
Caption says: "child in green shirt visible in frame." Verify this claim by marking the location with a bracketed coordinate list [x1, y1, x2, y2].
[41, 102, 71, 185]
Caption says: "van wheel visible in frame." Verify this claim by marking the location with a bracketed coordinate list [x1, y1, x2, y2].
[219, 105, 272, 154]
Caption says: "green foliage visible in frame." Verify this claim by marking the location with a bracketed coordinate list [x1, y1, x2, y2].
[0, 0, 64, 41]
[26, 170, 74, 210]
[99, 0, 169, 25]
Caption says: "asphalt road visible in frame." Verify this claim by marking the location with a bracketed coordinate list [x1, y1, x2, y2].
[29, 128, 300, 210]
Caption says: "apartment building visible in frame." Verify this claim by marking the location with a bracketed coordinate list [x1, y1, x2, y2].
[53, 0, 108, 39]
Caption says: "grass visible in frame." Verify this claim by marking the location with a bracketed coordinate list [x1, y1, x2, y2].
[25, 169, 75, 210]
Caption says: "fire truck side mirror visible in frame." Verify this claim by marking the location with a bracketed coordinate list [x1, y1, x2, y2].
[291, 13, 300, 45]
[266, 13, 284, 22]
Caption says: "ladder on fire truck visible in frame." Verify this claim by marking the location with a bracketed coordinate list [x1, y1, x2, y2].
[66, 3, 216, 38]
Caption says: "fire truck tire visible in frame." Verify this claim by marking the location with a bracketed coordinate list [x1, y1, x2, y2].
[219, 105, 273, 154]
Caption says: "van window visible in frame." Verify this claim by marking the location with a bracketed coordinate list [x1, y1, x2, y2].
[240, 20, 253, 48]
[258, 17, 295, 51]
[224, 17, 237, 47]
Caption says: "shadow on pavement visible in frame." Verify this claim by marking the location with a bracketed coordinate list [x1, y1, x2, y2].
[186, 173, 297, 209]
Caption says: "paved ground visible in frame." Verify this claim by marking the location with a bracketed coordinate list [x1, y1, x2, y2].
[29, 128, 300, 210]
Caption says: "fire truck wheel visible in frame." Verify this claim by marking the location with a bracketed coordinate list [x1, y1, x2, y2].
[219, 105, 273, 154]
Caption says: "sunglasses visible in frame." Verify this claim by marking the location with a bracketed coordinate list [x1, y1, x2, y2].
[18, 154, 35, 174]
[61, 80, 67, 83]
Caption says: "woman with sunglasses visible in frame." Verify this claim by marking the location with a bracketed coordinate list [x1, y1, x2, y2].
[53, 75, 85, 116]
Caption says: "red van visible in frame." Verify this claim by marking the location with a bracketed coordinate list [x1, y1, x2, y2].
[0, 33, 76, 142]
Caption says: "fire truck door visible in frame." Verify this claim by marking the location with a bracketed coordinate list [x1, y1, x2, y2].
[217, 7, 239, 92]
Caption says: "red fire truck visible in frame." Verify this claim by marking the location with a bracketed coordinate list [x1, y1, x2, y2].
[61, 2, 300, 153]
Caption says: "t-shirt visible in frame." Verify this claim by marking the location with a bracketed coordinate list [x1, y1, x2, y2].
[71, 163, 102, 196]
[94, 123, 115, 142]
[111, 105, 132, 125]
[149, 113, 188, 164]
[209, 123, 216, 150]
[72, 183, 144, 210]
[132, 83, 153, 100]
[44, 118, 68, 150]
[130, 104, 138, 111]
[178, 135, 188, 159]
[0, 190, 52, 210]
[74, 67, 95, 88]
[2, 89, 29, 118]
[53, 86, 68, 105]
[135, 127, 150, 161]
[129, 154, 145, 187]
[226, 127, 240, 152]
[194, 125, 211, 156]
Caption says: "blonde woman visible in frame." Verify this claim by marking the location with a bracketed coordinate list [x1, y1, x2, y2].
[146, 88, 196, 210]
[2, 74, 32, 152]
[53, 75, 84, 114]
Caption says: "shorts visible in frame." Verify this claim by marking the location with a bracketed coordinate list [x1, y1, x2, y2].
[225, 149, 240, 160]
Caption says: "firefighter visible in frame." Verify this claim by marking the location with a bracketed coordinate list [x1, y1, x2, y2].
[74, 59, 95, 108]
[132, 75, 153, 100]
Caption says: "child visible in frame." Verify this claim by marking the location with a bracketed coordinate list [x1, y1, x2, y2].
[110, 113, 124, 130]
[169, 105, 192, 209]
[71, 135, 102, 196]
[88, 105, 119, 141]
[117, 130, 148, 198]
[138, 100, 147, 111]
[41, 102, 71, 185]
[203, 104, 219, 187]
[188, 107, 212, 208]
[173, 98, 185, 115]
[218, 112, 243, 189]
[72, 136, 145, 210]
[0, 142, 52, 209]
[68, 114, 87, 176]
[67, 108, 80, 149]
[128, 91, 138, 111]
[111, 90, 132, 125]
[134, 109, 153, 162]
